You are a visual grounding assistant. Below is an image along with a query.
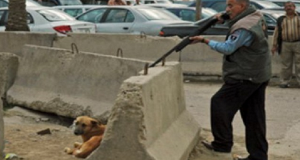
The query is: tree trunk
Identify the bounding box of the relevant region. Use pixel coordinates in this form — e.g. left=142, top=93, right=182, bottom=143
left=195, top=0, right=202, bottom=21
left=5, top=0, right=30, bottom=31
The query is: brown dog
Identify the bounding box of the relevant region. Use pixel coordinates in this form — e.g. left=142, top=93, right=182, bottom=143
left=64, top=116, right=106, bottom=158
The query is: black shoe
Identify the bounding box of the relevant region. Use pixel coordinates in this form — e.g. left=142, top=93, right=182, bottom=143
left=234, top=158, right=249, bottom=160
left=201, top=140, right=214, bottom=150
left=201, top=140, right=231, bottom=153
left=279, top=84, right=290, bottom=88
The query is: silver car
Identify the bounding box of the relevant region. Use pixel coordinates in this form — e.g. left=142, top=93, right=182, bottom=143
left=53, top=5, right=101, bottom=17
left=76, top=5, right=193, bottom=36
left=0, top=6, right=96, bottom=35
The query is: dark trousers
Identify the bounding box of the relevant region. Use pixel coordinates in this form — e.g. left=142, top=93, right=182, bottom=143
left=210, top=79, right=269, bottom=160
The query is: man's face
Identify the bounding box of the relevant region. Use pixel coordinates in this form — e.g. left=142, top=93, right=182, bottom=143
left=284, top=2, right=295, bottom=15
left=226, top=0, right=246, bottom=19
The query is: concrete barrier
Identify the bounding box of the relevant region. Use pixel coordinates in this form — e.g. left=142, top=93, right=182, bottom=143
left=6, top=45, right=149, bottom=118
left=53, top=33, right=181, bottom=62
left=87, top=62, right=200, bottom=160
left=53, top=33, right=281, bottom=77
left=0, top=32, right=282, bottom=78
left=0, top=32, right=56, bottom=57
left=0, top=52, right=19, bottom=160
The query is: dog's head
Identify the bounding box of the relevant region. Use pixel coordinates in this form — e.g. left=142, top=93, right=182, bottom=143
left=72, top=116, right=100, bottom=136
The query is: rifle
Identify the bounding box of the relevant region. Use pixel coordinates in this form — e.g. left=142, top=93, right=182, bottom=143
left=149, top=13, right=229, bottom=68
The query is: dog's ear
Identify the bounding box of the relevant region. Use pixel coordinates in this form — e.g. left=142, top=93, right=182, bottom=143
left=91, top=120, right=99, bottom=126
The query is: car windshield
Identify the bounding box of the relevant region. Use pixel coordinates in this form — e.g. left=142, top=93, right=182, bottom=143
left=37, top=9, right=75, bottom=21
left=137, top=8, right=180, bottom=20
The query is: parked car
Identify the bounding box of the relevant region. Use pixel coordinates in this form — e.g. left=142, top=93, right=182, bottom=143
left=159, top=10, right=278, bottom=38
left=0, top=0, right=41, bottom=7
left=75, top=6, right=193, bottom=36
left=0, top=6, right=96, bottom=35
left=262, top=0, right=300, bottom=8
left=189, top=0, right=280, bottom=12
left=145, top=3, right=187, bottom=8
left=166, top=7, right=217, bottom=22
left=145, top=4, right=217, bottom=21
left=141, top=0, right=172, bottom=4
left=53, top=5, right=101, bottom=17
left=172, top=0, right=194, bottom=6
left=34, top=0, right=82, bottom=6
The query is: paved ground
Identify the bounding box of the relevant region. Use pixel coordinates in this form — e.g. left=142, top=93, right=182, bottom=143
left=3, top=80, right=300, bottom=160
left=184, top=80, right=300, bottom=160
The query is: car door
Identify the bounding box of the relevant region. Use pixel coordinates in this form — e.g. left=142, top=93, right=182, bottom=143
left=76, top=8, right=107, bottom=24
left=98, top=8, right=135, bottom=34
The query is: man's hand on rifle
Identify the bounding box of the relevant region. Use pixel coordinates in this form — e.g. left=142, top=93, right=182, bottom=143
left=189, top=36, right=209, bottom=44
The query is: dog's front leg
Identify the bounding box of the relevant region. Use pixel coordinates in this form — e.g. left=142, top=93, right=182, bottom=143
left=64, top=147, right=75, bottom=154
left=74, top=142, right=82, bottom=148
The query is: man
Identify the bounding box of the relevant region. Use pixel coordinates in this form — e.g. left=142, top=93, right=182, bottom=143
left=189, top=0, right=271, bottom=160
left=271, top=1, right=300, bottom=88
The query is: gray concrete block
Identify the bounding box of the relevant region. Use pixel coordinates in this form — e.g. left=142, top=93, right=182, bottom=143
left=87, top=63, right=200, bottom=160
left=0, top=52, right=19, bottom=160
left=6, top=45, right=149, bottom=118
left=0, top=32, right=56, bottom=57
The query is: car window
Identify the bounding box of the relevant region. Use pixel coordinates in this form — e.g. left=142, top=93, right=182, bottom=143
left=250, top=1, right=279, bottom=9
left=0, top=0, right=8, bottom=7
left=77, top=8, right=107, bottom=23
left=125, top=11, right=134, bottom=22
left=105, top=9, right=125, bottom=22
left=64, top=8, right=83, bottom=17
left=104, top=9, right=131, bottom=23
left=179, top=10, right=195, bottom=21
left=0, top=11, right=33, bottom=26
left=210, top=2, right=226, bottom=12
left=137, top=8, right=180, bottom=20
left=37, top=0, right=82, bottom=6
left=37, top=0, right=58, bottom=6
left=144, top=0, right=156, bottom=4
left=27, top=13, right=34, bottom=24
left=37, top=9, right=75, bottom=21
left=59, top=0, right=82, bottom=5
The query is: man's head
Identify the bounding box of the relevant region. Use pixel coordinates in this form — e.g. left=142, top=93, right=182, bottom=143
left=226, top=0, right=249, bottom=19
left=284, top=1, right=296, bottom=15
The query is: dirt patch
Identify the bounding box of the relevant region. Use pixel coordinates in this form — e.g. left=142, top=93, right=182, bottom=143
left=3, top=108, right=79, bottom=160
left=3, top=101, right=299, bottom=160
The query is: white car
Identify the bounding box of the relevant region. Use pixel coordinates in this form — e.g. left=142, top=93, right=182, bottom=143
left=0, top=6, right=96, bottom=35
left=76, top=5, right=193, bottom=36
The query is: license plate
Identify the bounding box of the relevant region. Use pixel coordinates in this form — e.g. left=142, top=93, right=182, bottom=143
left=77, top=28, right=91, bottom=33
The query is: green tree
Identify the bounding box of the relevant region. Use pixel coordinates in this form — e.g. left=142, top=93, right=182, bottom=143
left=5, top=0, right=30, bottom=31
